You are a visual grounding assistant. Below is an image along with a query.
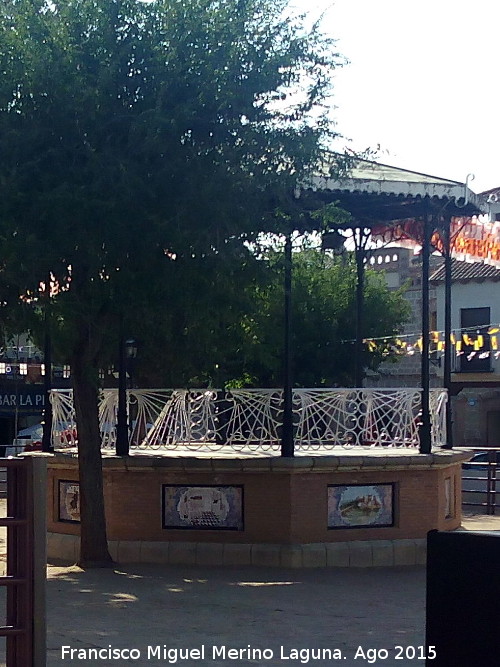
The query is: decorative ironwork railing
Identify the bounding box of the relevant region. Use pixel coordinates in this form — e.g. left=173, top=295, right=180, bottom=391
left=50, top=387, right=447, bottom=451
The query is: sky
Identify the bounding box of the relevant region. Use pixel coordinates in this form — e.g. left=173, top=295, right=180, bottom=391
left=299, top=0, right=499, bottom=193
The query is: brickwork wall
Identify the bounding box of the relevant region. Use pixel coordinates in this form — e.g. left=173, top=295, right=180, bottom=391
left=47, top=455, right=464, bottom=544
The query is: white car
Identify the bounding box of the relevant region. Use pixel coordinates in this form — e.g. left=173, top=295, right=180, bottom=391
left=5, top=423, right=44, bottom=457
left=5, top=421, right=77, bottom=456
left=4, top=419, right=153, bottom=456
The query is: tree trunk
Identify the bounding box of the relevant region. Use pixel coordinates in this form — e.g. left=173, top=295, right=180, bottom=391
left=72, top=352, right=113, bottom=568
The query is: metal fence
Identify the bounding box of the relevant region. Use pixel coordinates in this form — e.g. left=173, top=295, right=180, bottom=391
left=461, top=447, right=499, bottom=515
left=50, top=387, right=448, bottom=451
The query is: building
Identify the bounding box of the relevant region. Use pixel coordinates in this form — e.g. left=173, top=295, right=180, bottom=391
left=432, top=259, right=500, bottom=447
left=365, top=187, right=500, bottom=447
left=0, top=334, right=71, bottom=454
left=364, top=246, right=442, bottom=388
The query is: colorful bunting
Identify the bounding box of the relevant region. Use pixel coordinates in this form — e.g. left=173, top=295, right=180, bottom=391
left=360, top=325, right=500, bottom=360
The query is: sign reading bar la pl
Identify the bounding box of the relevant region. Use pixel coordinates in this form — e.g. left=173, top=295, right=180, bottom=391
left=0, top=388, right=45, bottom=414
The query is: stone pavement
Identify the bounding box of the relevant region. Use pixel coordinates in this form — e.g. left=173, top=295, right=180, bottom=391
left=0, top=511, right=499, bottom=666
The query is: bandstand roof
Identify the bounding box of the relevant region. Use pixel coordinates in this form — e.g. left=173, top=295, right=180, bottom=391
left=306, top=156, right=486, bottom=223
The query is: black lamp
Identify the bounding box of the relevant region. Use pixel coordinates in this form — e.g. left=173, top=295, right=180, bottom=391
left=321, top=229, right=346, bottom=255
left=125, top=339, right=138, bottom=360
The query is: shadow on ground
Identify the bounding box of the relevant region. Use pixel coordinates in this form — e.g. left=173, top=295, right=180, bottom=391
left=44, top=563, right=426, bottom=666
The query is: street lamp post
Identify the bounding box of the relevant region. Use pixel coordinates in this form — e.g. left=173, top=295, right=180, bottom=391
left=124, top=339, right=138, bottom=387
left=281, top=232, right=294, bottom=457
left=42, top=275, right=53, bottom=453
left=41, top=322, right=53, bottom=452
left=115, top=336, right=138, bottom=457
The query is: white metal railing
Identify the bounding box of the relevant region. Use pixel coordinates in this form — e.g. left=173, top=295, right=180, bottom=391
left=50, top=387, right=447, bottom=451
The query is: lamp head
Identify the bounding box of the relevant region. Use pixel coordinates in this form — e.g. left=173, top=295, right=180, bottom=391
left=125, top=338, right=138, bottom=359
left=321, top=230, right=346, bottom=255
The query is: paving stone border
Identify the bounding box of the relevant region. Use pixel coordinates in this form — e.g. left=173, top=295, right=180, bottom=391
left=47, top=533, right=426, bottom=568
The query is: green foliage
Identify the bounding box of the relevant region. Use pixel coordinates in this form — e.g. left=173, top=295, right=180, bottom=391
left=0, top=0, right=344, bottom=370
left=219, top=246, right=410, bottom=388
left=139, top=244, right=410, bottom=389
left=0, top=0, right=347, bottom=564
left=0, top=1, right=407, bottom=391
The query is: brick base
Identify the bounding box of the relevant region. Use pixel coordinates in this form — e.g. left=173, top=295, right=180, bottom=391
left=46, top=449, right=470, bottom=554
left=47, top=533, right=427, bottom=568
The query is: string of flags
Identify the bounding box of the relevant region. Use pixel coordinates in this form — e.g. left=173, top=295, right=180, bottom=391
left=360, top=325, right=500, bottom=360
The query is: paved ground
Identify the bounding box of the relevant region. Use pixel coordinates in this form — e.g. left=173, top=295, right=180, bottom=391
left=44, top=563, right=426, bottom=667
left=0, top=510, right=499, bottom=666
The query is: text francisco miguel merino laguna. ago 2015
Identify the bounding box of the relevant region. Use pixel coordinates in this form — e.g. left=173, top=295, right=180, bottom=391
left=61, top=644, right=437, bottom=663
left=61, top=644, right=348, bottom=663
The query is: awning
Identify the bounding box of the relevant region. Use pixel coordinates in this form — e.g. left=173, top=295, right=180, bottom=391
left=305, top=156, right=486, bottom=222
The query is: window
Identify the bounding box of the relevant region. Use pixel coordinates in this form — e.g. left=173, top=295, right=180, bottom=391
left=460, top=307, right=491, bottom=372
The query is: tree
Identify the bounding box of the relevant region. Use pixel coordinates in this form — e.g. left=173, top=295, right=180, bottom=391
left=129, top=241, right=410, bottom=389
left=0, top=0, right=344, bottom=564
left=217, top=245, right=410, bottom=387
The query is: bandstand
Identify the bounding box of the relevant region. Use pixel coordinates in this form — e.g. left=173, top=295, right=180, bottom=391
left=45, top=159, right=485, bottom=567
left=47, top=387, right=469, bottom=567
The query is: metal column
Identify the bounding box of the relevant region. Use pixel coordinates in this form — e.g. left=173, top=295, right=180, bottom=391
left=442, top=215, right=453, bottom=448
left=281, top=232, right=294, bottom=457
left=420, top=214, right=433, bottom=454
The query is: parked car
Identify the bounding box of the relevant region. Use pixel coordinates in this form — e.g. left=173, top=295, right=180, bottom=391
left=5, top=421, right=77, bottom=456
left=462, top=451, right=500, bottom=469
left=462, top=451, right=500, bottom=505
left=5, top=418, right=154, bottom=456
left=4, top=423, right=44, bottom=457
